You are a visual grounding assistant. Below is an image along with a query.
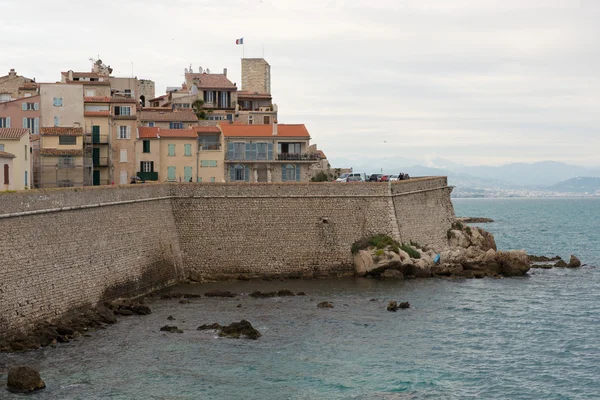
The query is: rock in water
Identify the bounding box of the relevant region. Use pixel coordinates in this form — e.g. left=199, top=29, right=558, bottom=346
left=7, top=366, right=46, bottom=393
left=197, top=323, right=221, bottom=331
left=554, top=260, right=568, bottom=268
left=204, top=290, right=237, bottom=298
left=496, top=250, right=530, bottom=276
left=398, top=302, right=410, bottom=309
left=568, top=255, right=581, bottom=268
left=317, top=301, right=334, bottom=308
left=159, top=325, right=183, bottom=333
left=381, top=269, right=404, bottom=280
left=218, top=320, right=261, bottom=340
left=387, top=301, right=398, bottom=312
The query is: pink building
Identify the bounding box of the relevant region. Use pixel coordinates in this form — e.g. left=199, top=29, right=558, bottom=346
left=0, top=94, right=41, bottom=134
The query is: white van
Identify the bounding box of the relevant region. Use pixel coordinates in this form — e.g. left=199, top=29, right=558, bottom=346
left=336, top=173, right=367, bottom=182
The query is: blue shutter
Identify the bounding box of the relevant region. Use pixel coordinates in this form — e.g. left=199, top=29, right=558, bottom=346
left=245, top=143, right=251, bottom=160
left=229, top=166, right=235, bottom=181
left=169, top=122, right=174, bottom=129
left=34, top=103, right=39, bottom=111
left=282, top=165, right=286, bottom=181
left=244, top=165, right=250, bottom=182
left=54, top=116, right=59, bottom=127
left=6, top=117, right=10, bottom=128
left=251, top=143, right=257, bottom=160
left=22, top=103, right=27, bottom=111
left=296, top=164, right=301, bottom=181
left=22, top=117, right=27, bottom=128
left=227, top=142, right=234, bottom=160
left=34, top=118, right=39, bottom=134
left=267, top=143, right=273, bottom=160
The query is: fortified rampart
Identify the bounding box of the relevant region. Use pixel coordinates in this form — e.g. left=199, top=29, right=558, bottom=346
left=0, top=177, right=454, bottom=337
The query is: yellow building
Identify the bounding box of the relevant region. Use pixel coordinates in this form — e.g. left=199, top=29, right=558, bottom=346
left=38, top=127, right=86, bottom=187
left=159, top=129, right=199, bottom=183
left=136, top=127, right=160, bottom=182
left=110, top=98, right=138, bottom=185
left=0, top=128, right=30, bottom=190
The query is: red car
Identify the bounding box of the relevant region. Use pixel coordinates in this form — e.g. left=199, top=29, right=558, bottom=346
left=380, top=175, right=390, bottom=182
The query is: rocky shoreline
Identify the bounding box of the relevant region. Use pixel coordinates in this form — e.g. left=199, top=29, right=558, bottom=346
left=456, top=217, right=495, bottom=223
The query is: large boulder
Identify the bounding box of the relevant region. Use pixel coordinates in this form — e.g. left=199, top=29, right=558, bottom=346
left=413, top=259, right=432, bottom=278
left=353, top=249, right=402, bottom=277
left=218, top=320, right=261, bottom=340
left=353, top=250, right=374, bottom=277
left=7, top=366, right=46, bottom=393
left=380, top=269, right=404, bottom=280
left=568, top=255, right=581, bottom=268
left=495, top=250, right=530, bottom=276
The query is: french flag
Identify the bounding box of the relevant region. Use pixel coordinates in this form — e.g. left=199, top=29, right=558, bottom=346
left=236, top=38, right=244, bottom=45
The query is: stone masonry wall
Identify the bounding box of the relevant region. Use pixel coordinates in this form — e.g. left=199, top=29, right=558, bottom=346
left=0, top=177, right=454, bottom=337
left=241, top=58, right=271, bottom=94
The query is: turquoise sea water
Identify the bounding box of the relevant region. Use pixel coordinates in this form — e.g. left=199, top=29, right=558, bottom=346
left=1, top=198, right=599, bottom=399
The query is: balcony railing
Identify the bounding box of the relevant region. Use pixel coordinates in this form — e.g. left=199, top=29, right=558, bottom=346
left=277, top=153, right=320, bottom=161
left=199, top=143, right=221, bottom=151
left=137, top=172, right=159, bottom=181
left=93, top=157, right=109, bottom=167
left=84, top=134, right=109, bottom=144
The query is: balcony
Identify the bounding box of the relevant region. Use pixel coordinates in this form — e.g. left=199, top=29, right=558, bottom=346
left=277, top=153, right=320, bottom=161
left=93, top=157, right=109, bottom=167
left=137, top=172, right=159, bottom=181
left=84, top=134, right=109, bottom=144
left=199, top=143, right=222, bottom=151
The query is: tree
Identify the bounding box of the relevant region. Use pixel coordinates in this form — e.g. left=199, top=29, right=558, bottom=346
left=192, top=99, right=212, bottom=120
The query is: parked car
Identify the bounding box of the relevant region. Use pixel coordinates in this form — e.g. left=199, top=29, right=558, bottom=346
left=338, top=173, right=367, bottom=182
left=389, top=175, right=399, bottom=181
left=346, top=176, right=363, bottom=182
left=380, top=175, right=390, bottom=182
left=336, top=173, right=351, bottom=182
left=368, top=174, right=382, bottom=182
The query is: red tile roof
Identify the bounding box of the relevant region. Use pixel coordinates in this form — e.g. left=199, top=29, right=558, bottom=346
left=237, top=91, right=272, bottom=99
left=40, top=127, right=83, bottom=136
left=220, top=123, right=310, bottom=138
left=0, top=150, right=15, bottom=158
left=158, top=129, right=199, bottom=138
left=139, top=109, right=198, bottom=122
left=138, top=127, right=160, bottom=139
left=40, top=148, right=83, bottom=156
left=149, top=94, right=168, bottom=102
left=186, top=73, right=236, bottom=89
left=84, top=96, right=111, bottom=103
left=0, top=128, right=29, bottom=139
left=111, top=97, right=137, bottom=103
left=84, top=111, right=110, bottom=117
left=195, top=126, right=220, bottom=133
left=316, top=150, right=327, bottom=159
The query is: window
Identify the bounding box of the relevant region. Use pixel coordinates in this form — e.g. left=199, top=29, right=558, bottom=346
left=59, top=136, right=76, bottom=145
left=53, top=97, right=63, bottom=107
left=120, top=170, right=127, bottom=184
left=59, top=156, right=74, bottom=168
left=0, top=94, right=10, bottom=102
left=201, top=160, right=218, bottom=167
left=118, top=126, right=131, bottom=139
left=3, top=164, right=8, bottom=184
left=120, top=149, right=127, bottom=163
left=248, top=115, right=253, bottom=125
left=143, top=140, right=151, bottom=153
left=204, top=91, right=214, bottom=103
left=234, top=164, right=245, bottom=181
left=282, top=164, right=295, bottom=181
left=184, top=144, right=192, bottom=156
left=24, top=117, right=39, bottom=133
left=199, top=134, right=220, bottom=150
left=148, top=122, right=155, bottom=127
left=184, top=166, right=192, bottom=182
left=279, top=142, right=302, bottom=154
left=263, top=116, right=271, bottom=125
left=24, top=145, right=27, bottom=160
left=207, top=115, right=225, bottom=121
left=0, top=144, right=4, bottom=151
left=0, top=117, right=9, bottom=128
left=232, top=142, right=245, bottom=159
left=53, top=116, right=60, bottom=127
left=168, top=144, right=175, bottom=156
left=114, top=106, right=131, bottom=116
left=22, top=102, right=38, bottom=111
left=169, top=122, right=183, bottom=129
left=256, top=143, right=267, bottom=160
left=210, top=177, right=215, bottom=183
left=141, top=161, right=154, bottom=172
left=124, top=89, right=132, bottom=97
left=167, top=166, right=176, bottom=181
left=86, top=90, right=95, bottom=97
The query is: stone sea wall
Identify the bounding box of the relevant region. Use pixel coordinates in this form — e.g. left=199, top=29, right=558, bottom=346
left=0, top=177, right=453, bottom=337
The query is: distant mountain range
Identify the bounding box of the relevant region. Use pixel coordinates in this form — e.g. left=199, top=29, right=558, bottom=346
left=343, top=159, right=600, bottom=197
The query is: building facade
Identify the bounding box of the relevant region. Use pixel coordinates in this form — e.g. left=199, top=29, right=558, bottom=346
left=0, top=69, right=36, bottom=102
left=0, top=128, right=30, bottom=190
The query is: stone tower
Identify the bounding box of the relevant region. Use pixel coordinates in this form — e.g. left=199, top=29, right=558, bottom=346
left=241, top=58, right=271, bottom=94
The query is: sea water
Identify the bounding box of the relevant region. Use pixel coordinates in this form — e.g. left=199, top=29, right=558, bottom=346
left=1, top=198, right=598, bottom=399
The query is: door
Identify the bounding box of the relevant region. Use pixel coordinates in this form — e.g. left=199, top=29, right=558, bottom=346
left=93, top=170, right=100, bottom=186
left=184, top=166, right=192, bottom=182
left=92, top=148, right=100, bottom=165
left=257, top=164, right=268, bottom=182
left=92, top=125, right=100, bottom=143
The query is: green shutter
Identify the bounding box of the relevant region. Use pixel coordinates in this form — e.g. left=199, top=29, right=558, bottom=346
left=168, top=144, right=175, bottom=156
left=282, top=165, right=286, bottom=181
left=245, top=143, right=251, bottom=160
left=184, top=166, right=192, bottom=181
left=229, top=166, right=236, bottom=181
left=34, top=103, right=39, bottom=111
left=244, top=165, right=250, bottom=182
left=167, top=166, right=176, bottom=181
left=6, top=117, right=10, bottom=128
left=296, top=164, right=301, bottom=181
left=34, top=118, right=39, bottom=134
left=267, top=143, right=273, bottom=160
left=251, top=143, right=257, bottom=160
left=22, top=103, right=27, bottom=111
left=92, top=125, right=100, bottom=135
left=184, top=144, right=191, bottom=156
left=23, top=117, right=27, bottom=128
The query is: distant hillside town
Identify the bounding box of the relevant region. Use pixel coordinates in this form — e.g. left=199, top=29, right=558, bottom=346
left=0, top=58, right=332, bottom=190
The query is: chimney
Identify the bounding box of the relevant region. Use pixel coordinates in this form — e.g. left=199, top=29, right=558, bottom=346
left=68, top=70, right=73, bottom=81
left=223, top=68, right=227, bottom=77
left=272, top=120, right=278, bottom=136
left=8, top=69, right=16, bottom=77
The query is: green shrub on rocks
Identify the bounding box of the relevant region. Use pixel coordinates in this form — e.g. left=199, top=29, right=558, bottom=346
left=351, top=234, right=400, bottom=254
left=400, top=244, right=421, bottom=259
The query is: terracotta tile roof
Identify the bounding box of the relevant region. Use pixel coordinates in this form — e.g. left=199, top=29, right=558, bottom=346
left=195, top=126, right=220, bottom=133
left=113, top=115, right=137, bottom=120
left=40, top=148, right=83, bottom=156
left=84, top=96, right=111, bottom=103
left=0, top=95, right=40, bottom=105
left=138, top=127, right=160, bottom=139
left=0, top=128, right=29, bottom=139
left=0, top=150, right=15, bottom=158
left=186, top=73, right=236, bottom=89
left=139, top=109, right=198, bottom=122
left=149, top=94, right=168, bottom=102
left=316, top=150, right=327, bottom=159
left=111, top=97, right=137, bottom=103
left=237, top=91, right=272, bottom=99
left=158, top=129, right=199, bottom=138
left=40, top=127, right=84, bottom=136
left=220, top=123, right=310, bottom=138
left=84, top=111, right=110, bottom=117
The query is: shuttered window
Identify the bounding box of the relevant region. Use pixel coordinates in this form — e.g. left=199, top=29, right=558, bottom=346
left=184, top=144, right=192, bottom=156
left=143, top=140, right=151, bottom=153
left=120, top=149, right=127, bottom=163
left=168, top=144, right=175, bottom=156
left=184, top=166, right=192, bottom=182
left=167, top=166, right=176, bottom=181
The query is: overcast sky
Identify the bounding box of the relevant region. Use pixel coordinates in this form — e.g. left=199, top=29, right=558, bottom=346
left=2, top=0, right=599, bottom=169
